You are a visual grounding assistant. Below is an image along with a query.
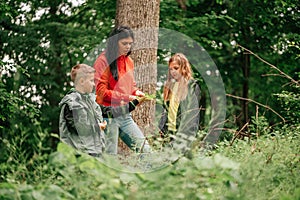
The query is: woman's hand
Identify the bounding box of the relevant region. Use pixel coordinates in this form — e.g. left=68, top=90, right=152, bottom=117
left=128, top=95, right=137, bottom=101
left=135, top=90, right=145, bottom=97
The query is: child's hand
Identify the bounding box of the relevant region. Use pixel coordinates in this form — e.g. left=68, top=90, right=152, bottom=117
left=99, top=120, right=107, bottom=130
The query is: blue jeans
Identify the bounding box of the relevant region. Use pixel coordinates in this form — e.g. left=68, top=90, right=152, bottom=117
left=104, top=114, right=151, bottom=154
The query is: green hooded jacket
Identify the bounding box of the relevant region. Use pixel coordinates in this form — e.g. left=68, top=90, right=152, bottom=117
left=59, top=89, right=105, bottom=155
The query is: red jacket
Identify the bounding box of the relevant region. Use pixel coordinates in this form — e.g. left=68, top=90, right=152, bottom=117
left=94, top=52, right=138, bottom=107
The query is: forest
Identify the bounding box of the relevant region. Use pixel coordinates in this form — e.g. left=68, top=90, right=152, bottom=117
left=0, top=0, right=299, bottom=199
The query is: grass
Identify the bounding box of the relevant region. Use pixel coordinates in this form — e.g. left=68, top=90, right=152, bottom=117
left=0, top=125, right=299, bottom=200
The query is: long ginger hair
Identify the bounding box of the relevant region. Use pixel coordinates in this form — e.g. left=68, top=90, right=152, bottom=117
left=163, top=53, right=193, bottom=102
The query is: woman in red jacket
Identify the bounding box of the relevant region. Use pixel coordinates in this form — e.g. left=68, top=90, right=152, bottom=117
left=94, top=25, right=151, bottom=154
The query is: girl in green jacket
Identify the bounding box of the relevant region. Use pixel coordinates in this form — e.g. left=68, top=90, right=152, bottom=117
left=158, top=53, right=201, bottom=152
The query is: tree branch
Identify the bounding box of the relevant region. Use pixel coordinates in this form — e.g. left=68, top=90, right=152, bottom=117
left=226, top=93, right=285, bottom=122
left=230, top=122, right=249, bottom=146
left=237, top=44, right=300, bottom=87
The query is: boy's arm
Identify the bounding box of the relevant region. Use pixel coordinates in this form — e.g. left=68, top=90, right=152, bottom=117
left=63, top=104, right=78, bottom=135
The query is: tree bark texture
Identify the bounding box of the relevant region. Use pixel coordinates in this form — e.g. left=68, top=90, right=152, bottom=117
left=116, top=0, right=160, bottom=132
left=115, top=0, right=160, bottom=153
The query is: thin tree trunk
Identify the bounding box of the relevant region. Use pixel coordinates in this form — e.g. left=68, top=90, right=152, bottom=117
left=242, top=52, right=250, bottom=125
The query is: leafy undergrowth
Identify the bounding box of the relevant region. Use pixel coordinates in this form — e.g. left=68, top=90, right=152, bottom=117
left=0, top=126, right=299, bottom=200
left=211, top=125, right=300, bottom=200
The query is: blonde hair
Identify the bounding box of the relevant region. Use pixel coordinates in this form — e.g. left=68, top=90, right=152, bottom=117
left=70, top=64, right=95, bottom=85
left=163, top=53, right=193, bottom=101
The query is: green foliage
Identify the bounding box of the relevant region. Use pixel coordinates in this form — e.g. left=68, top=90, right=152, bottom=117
left=214, top=127, right=300, bottom=200
left=274, top=84, right=300, bottom=124
left=0, top=61, right=51, bottom=183
left=1, top=0, right=299, bottom=148
left=161, top=0, right=300, bottom=127
left=0, top=183, right=74, bottom=200
left=1, top=1, right=299, bottom=199
left=1, top=132, right=299, bottom=200
left=0, top=122, right=51, bottom=184
left=0, top=0, right=115, bottom=136
left=1, top=143, right=243, bottom=199
left=249, top=115, right=271, bottom=137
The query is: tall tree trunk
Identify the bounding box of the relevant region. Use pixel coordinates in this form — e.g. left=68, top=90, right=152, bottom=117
left=116, top=0, right=160, bottom=132
left=239, top=4, right=251, bottom=128
left=115, top=0, right=160, bottom=153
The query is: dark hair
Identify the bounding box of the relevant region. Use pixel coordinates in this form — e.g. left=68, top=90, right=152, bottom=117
left=106, top=25, right=134, bottom=80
